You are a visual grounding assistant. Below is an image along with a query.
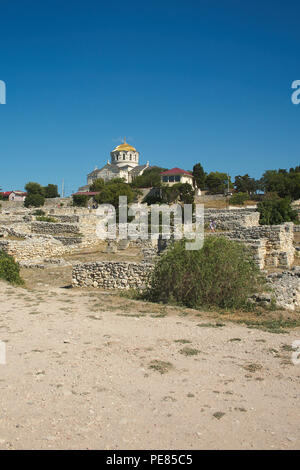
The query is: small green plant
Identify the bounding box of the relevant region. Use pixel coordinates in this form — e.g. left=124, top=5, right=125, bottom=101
left=243, top=363, right=262, bottom=373
left=0, top=251, right=24, bottom=285
left=197, top=322, right=225, bottom=328
left=213, top=411, right=226, bottom=420
left=32, top=209, right=45, bottom=216
left=36, top=216, right=58, bottom=223
left=179, top=346, right=200, bottom=356
left=148, top=360, right=173, bottom=374
left=281, top=344, right=294, bottom=352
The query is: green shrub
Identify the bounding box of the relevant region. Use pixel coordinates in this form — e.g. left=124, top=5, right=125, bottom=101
left=36, top=216, right=58, bottom=223
left=72, top=194, right=89, bottom=207
left=257, top=196, right=298, bottom=225
left=94, top=181, right=135, bottom=208
left=0, top=251, right=24, bottom=285
left=229, top=192, right=249, bottom=205
left=24, top=193, right=45, bottom=208
left=32, top=209, right=45, bottom=216
left=143, top=237, right=264, bottom=309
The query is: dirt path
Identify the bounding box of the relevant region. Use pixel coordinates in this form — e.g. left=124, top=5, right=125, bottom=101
left=0, top=281, right=299, bottom=449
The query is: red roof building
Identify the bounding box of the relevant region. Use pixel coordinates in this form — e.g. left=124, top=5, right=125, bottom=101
left=161, top=167, right=194, bottom=186
left=161, top=167, right=193, bottom=176
left=0, top=191, right=27, bottom=201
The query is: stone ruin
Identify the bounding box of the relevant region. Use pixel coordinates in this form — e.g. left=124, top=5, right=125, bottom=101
left=0, top=204, right=299, bottom=309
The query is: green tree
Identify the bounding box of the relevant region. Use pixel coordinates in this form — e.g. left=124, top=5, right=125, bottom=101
left=43, top=184, right=60, bottom=198
left=206, top=172, right=232, bottom=194
left=25, top=182, right=45, bottom=196
left=234, top=174, right=257, bottom=195
left=229, top=192, right=249, bottom=205
left=192, top=163, right=206, bottom=189
left=89, top=178, right=105, bottom=191
left=72, top=194, right=89, bottom=207
left=143, top=183, right=194, bottom=205
left=172, top=183, right=195, bottom=204
left=260, top=168, right=300, bottom=200
left=94, top=181, right=135, bottom=208
left=257, top=196, right=298, bottom=225
left=24, top=193, right=45, bottom=208
left=131, top=167, right=166, bottom=188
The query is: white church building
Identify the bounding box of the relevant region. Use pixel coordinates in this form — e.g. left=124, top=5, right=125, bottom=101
left=78, top=139, right=149, bottom=191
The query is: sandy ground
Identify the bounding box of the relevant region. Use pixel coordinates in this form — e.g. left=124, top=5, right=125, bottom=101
left=0, top=278, right=299, bottom=450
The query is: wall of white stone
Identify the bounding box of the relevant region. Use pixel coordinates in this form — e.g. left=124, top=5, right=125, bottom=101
left=72, top=261, right=153, bottom=289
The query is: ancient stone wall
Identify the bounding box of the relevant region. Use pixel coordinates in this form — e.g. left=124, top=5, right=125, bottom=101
left=251, top=267, right=300, bottom=311
left=31, top=221, right=80, bottom=235
left=204, top=208, right=259, bottom=230
left=0, top=236, right=70, bottom=262
left=222, top=223, right=295, bottom=269
left=72, top=261, right=153, bottom=289
left=267, top=267, right=300, bottom=311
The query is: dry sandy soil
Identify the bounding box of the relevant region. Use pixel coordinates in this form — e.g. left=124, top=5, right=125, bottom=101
left=0, top=269, right=300, bottom=450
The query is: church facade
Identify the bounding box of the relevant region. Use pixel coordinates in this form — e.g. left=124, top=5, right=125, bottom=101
left=78, top=139, right=149, bottom=192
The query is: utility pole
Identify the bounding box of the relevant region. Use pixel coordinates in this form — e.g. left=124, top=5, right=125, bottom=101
left=227, top=173, right=230, bottom=210
left=61, top=179, right=64, bottom=198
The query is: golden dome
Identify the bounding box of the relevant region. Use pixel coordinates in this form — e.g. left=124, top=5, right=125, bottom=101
left=112, top=137, right=136, bottom=152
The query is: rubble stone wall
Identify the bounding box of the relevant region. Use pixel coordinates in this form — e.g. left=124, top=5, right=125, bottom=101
left=72, top=261, right=153, bottom=289
left=31, top=221, right=80, bottom=235
left=204, top=209, right=260, bottom=230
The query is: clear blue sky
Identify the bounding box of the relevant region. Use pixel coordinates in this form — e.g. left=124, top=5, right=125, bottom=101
left=0, top=0, right=299, bottom=194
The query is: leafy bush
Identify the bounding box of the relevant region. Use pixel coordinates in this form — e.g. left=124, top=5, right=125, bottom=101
left=32, top=209, right=45, bottom=216
left=0, top=251, right=24, bottom=285
left=24, top=193, right=45, bottom=208
left=260, top=167, right=300, bottom=200
left=43, top=184, right=59, bottom=198
left=143, top=237, right=263, bottom=309
left=131, top=167, right=166, bottom=188
left=229, top=192, right=249, bottom=205
left=143, top=183, right=194, bottom=205
left=206, top=172, right=233, bottom=194
left=72, top=194, right=89, bottom=207
left=257, top=196, right=298, bottom=225
left=89, top=178, right=105, bottom=191
left=25, top=182, right=44, bottom=195
left=94, top=181, right=136, bottom=208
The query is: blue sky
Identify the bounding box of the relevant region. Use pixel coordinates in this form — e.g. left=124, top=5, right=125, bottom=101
left=0, top=0, right=299, bottom=194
